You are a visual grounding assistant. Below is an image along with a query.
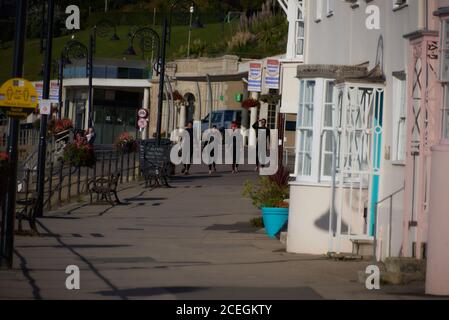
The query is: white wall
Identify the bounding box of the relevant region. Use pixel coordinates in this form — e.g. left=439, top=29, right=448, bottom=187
left=285, top=0, right=424, bottom=256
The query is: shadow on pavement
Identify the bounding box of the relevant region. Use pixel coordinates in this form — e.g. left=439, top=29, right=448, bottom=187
left=205, top=222, right=258, bottom=234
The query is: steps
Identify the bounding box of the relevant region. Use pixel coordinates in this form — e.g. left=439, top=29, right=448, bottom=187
left=358, top=257, right=426, bottom=285
left=351, top=239, right=374, bottom=257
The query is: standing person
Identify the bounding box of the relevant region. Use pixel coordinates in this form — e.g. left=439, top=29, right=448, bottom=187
left=230, top=121, right=240, bottom=174
left=86, top=127, right=96, bottom=145
left=205, top=125, right=219, bottom=175
left=181, top=121, right=194, bottom=176
left=252, top=118, right=270, bottom=171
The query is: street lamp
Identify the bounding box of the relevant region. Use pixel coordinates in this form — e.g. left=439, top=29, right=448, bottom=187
left=35, top=20, right=117, bottom=218
left=58, top=40, right=88, bottom=119
left=186, top=6, right=204, bottom=58
left=123, top=0, right=202, bottom=145
left=86, top=20, right=120, bottom=128
left=124, top=27, right=160, bottom=62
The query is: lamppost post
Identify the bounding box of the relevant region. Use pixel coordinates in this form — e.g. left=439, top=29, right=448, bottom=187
left=88, top=28, right=95, bottom=128
left=187, top=6, right=194, bottom=57
left=58, top=51, right=64, bottom=119
left=156, top=19, right=168, bottom=145
left=35, top=0, right=55, bottom=219
left=0, top=0, right=28, bottom=269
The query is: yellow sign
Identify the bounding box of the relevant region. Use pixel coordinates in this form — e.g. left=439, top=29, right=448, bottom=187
left=0, top=78, right=39, bottom=118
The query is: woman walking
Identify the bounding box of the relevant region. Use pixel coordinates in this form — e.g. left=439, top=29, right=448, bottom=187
left=230, top=121, right=240, bottom=174
left=205, top=126, right=218, bottom=175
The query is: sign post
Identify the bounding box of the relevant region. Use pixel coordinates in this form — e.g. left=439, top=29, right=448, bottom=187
left=0, top=0, right=30, bottom=270
left=35, top=0, right=55, bottom=219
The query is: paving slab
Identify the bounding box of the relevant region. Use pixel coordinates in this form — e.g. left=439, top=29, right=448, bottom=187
left=0, top=166, right=441, bottom=300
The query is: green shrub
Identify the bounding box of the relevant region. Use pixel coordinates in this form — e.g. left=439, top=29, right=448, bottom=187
left=243, top=166, right=290, bottom=209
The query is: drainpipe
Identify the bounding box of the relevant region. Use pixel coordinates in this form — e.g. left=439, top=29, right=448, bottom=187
left=329, top=130, right=338, bottom=254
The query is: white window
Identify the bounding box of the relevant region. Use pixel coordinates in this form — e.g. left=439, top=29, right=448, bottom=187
left=296, top=80, right=315, bottom=177
left=316, top=0, right=323, bottom=21
left=440, top=19, right=449, bottom=82
left=392, top=75, right=407, bottom=162
left=326, top=0, right=334, bottom=16
left=295, top=7, right=305, bottom=57
left=443, top=85, right=449, bottom=140
left=295, top=78, right=335, bottom=182
left=321, top=81, right=335, bottom=178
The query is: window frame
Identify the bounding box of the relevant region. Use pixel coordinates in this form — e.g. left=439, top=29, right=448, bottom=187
left=295, top=6, right=305, bottom=58
left=392, top=75, right=407, bottom=163
left=443, top=84, right=449, bottom=141
left=294, top=78, right=336, bottom=183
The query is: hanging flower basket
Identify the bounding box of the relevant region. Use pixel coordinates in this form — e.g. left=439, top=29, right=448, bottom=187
left=172, top=90, right=185, bottom=103
left=242, top=98, right=261, bottom=109
left=63, top=141, right=96, bottom=168
left=115, top=132, right=139, bottom=154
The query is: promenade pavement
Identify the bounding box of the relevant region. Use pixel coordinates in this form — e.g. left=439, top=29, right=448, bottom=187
left=0, top=165, right=433, bottom=300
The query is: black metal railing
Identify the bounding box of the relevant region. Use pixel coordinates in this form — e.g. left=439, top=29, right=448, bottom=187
left=17, top=148, right=141, bottom=212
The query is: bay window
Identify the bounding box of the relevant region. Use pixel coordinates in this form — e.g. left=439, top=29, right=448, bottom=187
left=295, top=78, right=336, bottom=182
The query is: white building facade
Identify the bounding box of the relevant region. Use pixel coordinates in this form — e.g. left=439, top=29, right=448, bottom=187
left=280, top=0, right=440, bottom=259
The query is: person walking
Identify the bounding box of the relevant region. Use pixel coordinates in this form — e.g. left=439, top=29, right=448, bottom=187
left=230, top=121, right=240, bottom=174
left=181, top=121, right=194, bottom=176
left=252, top=118, right=270, bottom=171
left=86, top=127, right=96, bottom=145
left=205, top=125, right=219, bottom=175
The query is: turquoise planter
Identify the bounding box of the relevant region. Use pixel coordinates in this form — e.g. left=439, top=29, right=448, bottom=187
left=262, top=207, right=289, bottom=239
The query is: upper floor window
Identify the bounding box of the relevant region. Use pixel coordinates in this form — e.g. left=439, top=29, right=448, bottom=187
left=295, top=6, right=305, bottom=57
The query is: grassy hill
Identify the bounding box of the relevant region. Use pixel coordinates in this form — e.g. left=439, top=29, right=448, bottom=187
left=0, top=22, right=240, bottom=83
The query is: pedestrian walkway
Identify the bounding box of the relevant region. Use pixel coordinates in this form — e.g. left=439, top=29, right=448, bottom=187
left=0, top=166, right=434, bottom=300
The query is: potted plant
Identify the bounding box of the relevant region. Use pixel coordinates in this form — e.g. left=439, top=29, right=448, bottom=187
left=243, top=166, right=290, bottom=238
left=63, top=140, right=96, bottom=168
left=115, top=132, right=138, bottom=154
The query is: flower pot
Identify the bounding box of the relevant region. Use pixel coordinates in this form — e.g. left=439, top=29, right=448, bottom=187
left=262, top=207, right=289, bottom=239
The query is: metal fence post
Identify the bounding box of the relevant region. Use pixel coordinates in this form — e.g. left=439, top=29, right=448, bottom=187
left=76, top=166, right=81, bottom=196
left=57, top=161, right=63, bottom=206
left=47, top=160, right=54, bottom=210
left=67, top=163, right=72, bottom=201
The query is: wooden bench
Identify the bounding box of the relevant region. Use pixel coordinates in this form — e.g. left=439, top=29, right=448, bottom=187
left=142, top=159, right=172, bottom=189
left=15, top=197, right=39, bottom=236
left=88, top=173, right=122, bottom=206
